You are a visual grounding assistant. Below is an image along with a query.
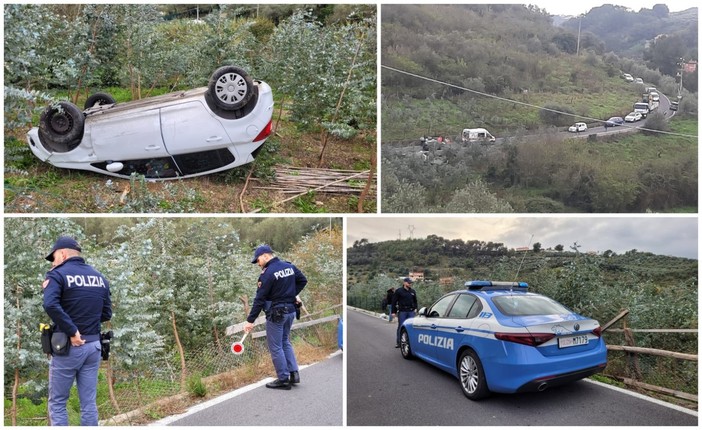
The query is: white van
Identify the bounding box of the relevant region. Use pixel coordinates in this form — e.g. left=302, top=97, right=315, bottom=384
left=462, top=128, right=496, bottom=143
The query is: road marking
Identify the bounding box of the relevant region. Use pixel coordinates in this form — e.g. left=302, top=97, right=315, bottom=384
left=150, top=350, right=342, bottom=426
left=352, top=307, right=697, bottom=417
left=584, top=379, right=697, bottom=417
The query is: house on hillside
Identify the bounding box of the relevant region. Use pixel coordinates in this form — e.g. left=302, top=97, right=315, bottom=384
left=408, top=271, right=424, bottom=282
left=439, top=277, right=454, bottom=286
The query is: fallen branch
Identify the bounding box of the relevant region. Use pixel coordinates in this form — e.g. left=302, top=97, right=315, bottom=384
left=239, top=163, right=256, bottom=212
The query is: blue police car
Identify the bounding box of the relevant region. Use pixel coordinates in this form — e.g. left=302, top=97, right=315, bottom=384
left=399, top=281, right=607, bottom=400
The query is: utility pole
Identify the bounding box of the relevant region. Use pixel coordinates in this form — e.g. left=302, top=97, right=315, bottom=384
left=676, top=57, right=684, bottom=102
left=576, top=15, right=582, bottom=56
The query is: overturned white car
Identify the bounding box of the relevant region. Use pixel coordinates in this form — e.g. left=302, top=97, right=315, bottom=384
left=27, top=66, right=273, bottom=180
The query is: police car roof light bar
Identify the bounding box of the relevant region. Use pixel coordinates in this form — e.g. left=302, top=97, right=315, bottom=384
left=465, top=280, right=528, bottom=290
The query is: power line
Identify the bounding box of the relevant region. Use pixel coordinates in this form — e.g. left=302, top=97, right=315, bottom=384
left=381, top=64, right=697, bottom=139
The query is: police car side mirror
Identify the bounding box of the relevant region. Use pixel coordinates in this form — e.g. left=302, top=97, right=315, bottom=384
left=418, top=307, right=427, bottom=317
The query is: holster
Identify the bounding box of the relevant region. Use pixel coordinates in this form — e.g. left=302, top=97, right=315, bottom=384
left=100, top=331, right=113, bottom=361
left=41, top=325, right=53, bottom=354
left=295, top=302, right=302, bottom=320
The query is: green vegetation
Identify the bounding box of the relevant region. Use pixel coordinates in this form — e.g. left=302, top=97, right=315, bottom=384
left=4, top=218, right=343, bottom=425
left=381, top=4, right=697, bottom=213
left=4, top=4, right=377, bottom=213
left=348, top=236, right=698, bottom=397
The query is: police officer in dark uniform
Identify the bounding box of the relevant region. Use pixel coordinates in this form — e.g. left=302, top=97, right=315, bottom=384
left=42, top=236, right=112, bottom=426
left=392, top=277, right=418, bottom=348
left=244, top=245, right=307, bottom=390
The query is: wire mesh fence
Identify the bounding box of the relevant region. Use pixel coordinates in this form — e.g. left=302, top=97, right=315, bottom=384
left=4, top=317, right=341, bottom=426
left=601, top=330, right=698, bottom=404
left=348, top=295, right=698, bottom=407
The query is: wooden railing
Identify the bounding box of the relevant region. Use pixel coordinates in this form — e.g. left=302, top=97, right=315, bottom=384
left=601, top=309, right=698, bottom=402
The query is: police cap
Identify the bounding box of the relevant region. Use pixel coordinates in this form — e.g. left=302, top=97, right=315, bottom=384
left=46, top=236, right=82, bottom=262
left=251, top=244, right=273, bottom=263
left=403, top=277, right=413, bottom=284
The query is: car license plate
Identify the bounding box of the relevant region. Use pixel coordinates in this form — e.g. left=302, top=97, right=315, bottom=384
left=558, top=335, right=588, bottom=349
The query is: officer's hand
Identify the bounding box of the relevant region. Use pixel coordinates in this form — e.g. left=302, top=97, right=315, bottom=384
left=71, top=330, right=86, bottom=347
left=391, top=313, right=396, bottom=318
left=243, top=322, right=254, bottom=333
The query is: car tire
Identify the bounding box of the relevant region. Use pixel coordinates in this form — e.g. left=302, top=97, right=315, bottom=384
left=208, top=65, right=254, bottom=111
left=38, top=101, right=85, bottom=152
left=400, top=329, right=414, bottom=360
left=458, top=349, right=490, bottom=400
left=84, top=92, right=116, bottom=109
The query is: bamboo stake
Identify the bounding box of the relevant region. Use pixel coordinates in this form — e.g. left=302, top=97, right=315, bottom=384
left=250, top=170, right=370, bottom=213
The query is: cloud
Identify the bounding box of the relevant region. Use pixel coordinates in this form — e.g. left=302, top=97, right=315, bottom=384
left=347, top=217, right=697, bottom=259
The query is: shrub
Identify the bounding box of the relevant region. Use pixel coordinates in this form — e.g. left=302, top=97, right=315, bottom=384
left=187, top=374, right=207, bottom=398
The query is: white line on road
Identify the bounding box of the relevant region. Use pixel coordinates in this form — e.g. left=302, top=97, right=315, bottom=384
left=584, top=379, right=698, bottom=417
left=151, top=350, right=342, bottom=426
left=351, top=307, right=697, bottom=417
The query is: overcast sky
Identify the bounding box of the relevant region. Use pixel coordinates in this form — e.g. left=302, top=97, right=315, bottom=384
left=531, top=0, right=698, bottom=17
left=347, top=217, right=698, bottom=259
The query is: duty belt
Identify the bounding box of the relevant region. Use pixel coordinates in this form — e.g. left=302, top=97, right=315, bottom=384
left=399, top=307, right=414, bottom=312
left=82, top=334, right=101, bottom=342
left=272, top=303, right=296, bottom=313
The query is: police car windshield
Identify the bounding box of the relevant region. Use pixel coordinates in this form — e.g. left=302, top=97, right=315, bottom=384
left=492, top=295, right=571, bottom=316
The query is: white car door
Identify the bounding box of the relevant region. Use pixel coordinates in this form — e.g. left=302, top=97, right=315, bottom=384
left=89, top=108, right=168, bottom=160
left=160, top=100, right=230, bottom=156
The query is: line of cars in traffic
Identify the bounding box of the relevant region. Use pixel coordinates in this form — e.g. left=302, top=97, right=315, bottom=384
left=568, top=78, right=662, bottom=133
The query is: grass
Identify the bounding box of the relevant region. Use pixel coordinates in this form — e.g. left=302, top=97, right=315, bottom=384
left=5, top=91, right=376, bottom=213
left=5, top=323, right=341, bottom=426
left=382, top=58, right=656, bottom=143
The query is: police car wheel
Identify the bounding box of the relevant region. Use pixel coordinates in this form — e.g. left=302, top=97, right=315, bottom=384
left=458, top=349, right=490, bottom=400
left=400, top=329, right=414, bottom=359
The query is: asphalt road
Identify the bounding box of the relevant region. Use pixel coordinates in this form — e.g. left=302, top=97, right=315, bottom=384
left=347, top=309, right=697, bottom=426
left=159, top=352, right=342, bottom=426
left=387, top=89, right=675, bottom=151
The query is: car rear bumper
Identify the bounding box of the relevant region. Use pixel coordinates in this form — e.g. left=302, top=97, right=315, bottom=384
left=515, top=363, right=606, bottom=392
left=481, top=338, right=608, bottom=393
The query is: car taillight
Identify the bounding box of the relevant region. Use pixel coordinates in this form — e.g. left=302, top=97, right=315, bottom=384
left=494, top=332, right=555, bottom=347
left=253, top=120, right=272, bottom=142
left=592, top=327, right=602, bottom=337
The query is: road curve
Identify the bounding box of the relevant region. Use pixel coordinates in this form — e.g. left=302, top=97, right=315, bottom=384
left=347, top=309, right=697, bottom=426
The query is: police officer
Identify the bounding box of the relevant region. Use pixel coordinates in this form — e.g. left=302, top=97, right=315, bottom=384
left=392, top=278, right=418, bottom=348
left=244, top=245, right=307, bottom=390
left=42, top=236, right=112, bottom=426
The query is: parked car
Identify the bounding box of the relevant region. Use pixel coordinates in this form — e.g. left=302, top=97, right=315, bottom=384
left=624, top=112, right=642, bottom=122
left=604, top=117, right=624, bottom=127
left=338, top=316, right=344, bottom=351
left=27, top=65, right=273, bottom=180
left=462, top=128, right=496, bottom=143
left=622, top=73, right=634, bottom=82
left=670, top=101, right=679, bottom=111
left=398, top=281, right=607, bottom=400
left=634, top=77, right=644, bottom=84
left=568, top=122, right=587, bottom=133
left=649, top=92, right=660, bottom=102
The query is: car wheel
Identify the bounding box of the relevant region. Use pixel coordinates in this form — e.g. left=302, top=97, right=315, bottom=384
left=38, top=101, right=85, bottom=152
left=208, top=65, right=254, bottom=111
left=84, top=92, right=116, bottom=109
left=458, top=349, right=490, bottom=400
left=400, top=329, right=414, bottom=360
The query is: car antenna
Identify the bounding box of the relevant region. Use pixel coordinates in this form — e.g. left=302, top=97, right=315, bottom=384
left=512, top=234, right=534, bottom=291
